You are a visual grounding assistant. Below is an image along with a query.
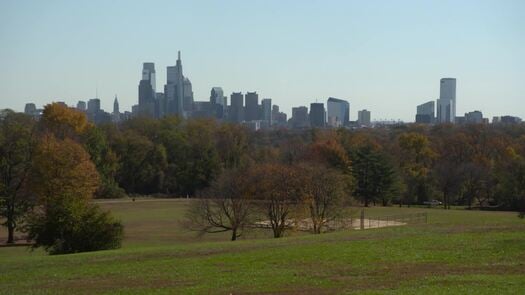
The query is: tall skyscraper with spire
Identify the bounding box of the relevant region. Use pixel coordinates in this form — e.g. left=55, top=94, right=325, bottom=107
left=112, top=95, right=120, bottom=122
left=113, top=95, right=119, bottom=114
left=164, top=51, right=187, bottom=118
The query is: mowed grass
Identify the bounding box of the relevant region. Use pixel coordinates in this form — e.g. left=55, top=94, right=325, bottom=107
left=1, top=199, right=524, bottom=294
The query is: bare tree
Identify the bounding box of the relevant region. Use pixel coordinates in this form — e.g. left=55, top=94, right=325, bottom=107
left=186, top=169, right=252, bottom=241
left=251, top=164, right=301, bottom=238
left=301, top=165, right=351, bottom=234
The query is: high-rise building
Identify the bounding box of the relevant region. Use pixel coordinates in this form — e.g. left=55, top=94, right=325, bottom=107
left=437, top=78, right=456, bottom=123
left=229, top=92, right=244, bottom=123
left=24, top=103, right=37, bottom=115
left=155, top=92, right=166, bottom=118
left=138, top=79, right=155, bottom=117
left=183, top=78, right=194, bottom=112
left=210, top=87, right=226, bottom=119
left=416, top=101, right=435, bottom=123
left=138, top=62, right=156, bottom=117
left=164, top=51, right=187, bottom=117
left=245, top=92, right=259, bottom=121
left=272, top=105, right=287, bottom=127
left=310, top=103, right=326, bottom=128
left=326, top=97, right=349, bottom=127
left=87, top=98, right=101, bottom=114
left=358, top=109, right=371, bottom=126
left=261, top=98, right=272, bottom=127
left=112, top=95, right=120, bottom=122
left=210, top=87, right=224, bottom=105
left=76, top=101, right=86, bottom=111
left=113, top=95, right=119, bottom=114
left=291, top=106, right=309, bottom=128
left=465, top=111, right=483, bottom=124
left=142, top=62, right=156, bottom=94
left=437, top=99, right=454, bottom=123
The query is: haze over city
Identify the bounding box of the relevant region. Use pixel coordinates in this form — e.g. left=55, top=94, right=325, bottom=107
left=1, top=0, right=524, bottom=121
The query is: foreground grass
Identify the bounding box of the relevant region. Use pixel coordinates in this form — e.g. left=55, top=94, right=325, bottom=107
left=1, top=199, right=524, bottom=294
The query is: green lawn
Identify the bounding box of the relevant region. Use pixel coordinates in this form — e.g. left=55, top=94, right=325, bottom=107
left=1, top=199, right=524, bottom=294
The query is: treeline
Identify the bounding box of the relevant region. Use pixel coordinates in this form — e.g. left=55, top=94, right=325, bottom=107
left=91, top=107, right=524, bottom=213
left=2, top=103, right=525, bottom=248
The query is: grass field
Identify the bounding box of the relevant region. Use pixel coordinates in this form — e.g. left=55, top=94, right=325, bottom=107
left=1, top=199, right=524, bottom=294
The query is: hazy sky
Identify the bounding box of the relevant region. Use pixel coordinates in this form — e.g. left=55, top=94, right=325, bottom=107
left=1, top=0, right=524, bottom=121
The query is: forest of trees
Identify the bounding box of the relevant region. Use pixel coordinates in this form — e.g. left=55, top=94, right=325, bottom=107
left=1, top=103, right=525, bottom=247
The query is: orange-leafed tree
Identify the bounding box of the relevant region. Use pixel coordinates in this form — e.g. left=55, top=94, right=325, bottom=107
left=27, top=134, right=122, bottom=254
left=41, top=103, right=91, bottom=139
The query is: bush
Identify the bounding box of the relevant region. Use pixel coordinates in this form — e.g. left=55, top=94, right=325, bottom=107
left=26, top=201, right=123, bottom=255
left=96, top=180, right=127, bottom=199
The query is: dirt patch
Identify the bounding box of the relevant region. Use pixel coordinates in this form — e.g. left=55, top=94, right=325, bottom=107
left=37, top=275, right=194, bottom=294
left=254, top=218, right=406, bottom=232
left=300, top=262, right=525, bottom=292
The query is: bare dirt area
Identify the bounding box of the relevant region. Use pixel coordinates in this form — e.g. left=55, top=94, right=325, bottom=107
left=254, top=217, right=406, bottom=232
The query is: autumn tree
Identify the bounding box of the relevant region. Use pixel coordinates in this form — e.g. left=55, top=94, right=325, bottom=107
left=251, top=164, right=302, bottom=238
left=40, top=103, right=90, bottom=139
left=301, top=165, right=351, bottom=234
left=432, top=132, right=473, bottom=209
left=398, top=132, right=435, bottom=206
left=187, top=168, right=253, bottom=241
left=26, top=134, right=122, bottom=254
left=0, top=112, right=36, bottom=244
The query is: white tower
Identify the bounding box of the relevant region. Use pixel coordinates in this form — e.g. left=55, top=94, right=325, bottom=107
left=438, top=78, right=456, bottom=123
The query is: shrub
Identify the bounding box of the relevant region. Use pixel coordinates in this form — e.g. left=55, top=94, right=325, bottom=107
left=26, top=201, right=123, bottom=255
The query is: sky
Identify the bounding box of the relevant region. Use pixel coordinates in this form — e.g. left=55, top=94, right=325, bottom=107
left=1, top=0, right=524, bottom=122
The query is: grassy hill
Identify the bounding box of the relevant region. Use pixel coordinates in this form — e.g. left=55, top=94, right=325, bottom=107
left=1, top=199, right=524, bottom=294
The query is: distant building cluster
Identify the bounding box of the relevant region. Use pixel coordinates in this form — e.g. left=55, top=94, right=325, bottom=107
left=20, top=52, right=522, bottom=129
left=415, top=78, right=521, bottom=125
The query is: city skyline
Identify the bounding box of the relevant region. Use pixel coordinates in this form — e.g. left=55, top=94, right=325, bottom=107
left=1, top=1, right=524, bottom=121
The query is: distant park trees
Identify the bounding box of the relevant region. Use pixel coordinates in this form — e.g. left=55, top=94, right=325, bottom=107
left=3, top=103, right=525, bottom=245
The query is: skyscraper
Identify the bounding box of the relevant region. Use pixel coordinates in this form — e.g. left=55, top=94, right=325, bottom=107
left=138, top=62, right=156, bottom=117
left=112, top=95, right=120, bottom=122
left=229, top=92, right=244, bottom=123
left=245, top=92, right=259, bottom=121
left=155, top=92, right=166, bottom=118
left=358, top=109, right=371, bottom=126
left=437, top=78, right=456, bottom=123
left=113, top=95, right=119, bottom=114
left=326, top=97, right=349, bottom=127
left=164, top=51, right=186, bottom=117
left=183, top=78, right=194, bottom=112
left=87, top=98, right=101, bottom=114
left=142, top=63, right=156, bottom=93
left=437, top=99, right=454, bottom=123
left=210, top=87, right=224, bottom=105
left=261, top=98, right=272, bottom=127
left=210, top=87, right=225, bottom=119
left=291, top=106, right=309, bottom=128
left=310, top=103, right=326, bottom=128
left=416, top=101, right=435, bottom=123
left=24, top=103, right=37, bottom=116
left=76, top=101, right=86, bottom=112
